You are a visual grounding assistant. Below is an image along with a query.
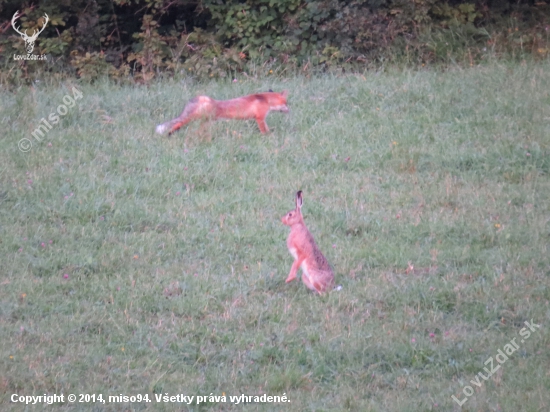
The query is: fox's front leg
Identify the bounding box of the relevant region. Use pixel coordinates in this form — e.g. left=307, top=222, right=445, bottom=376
left=255, top=116, right=269, bottom=134
left=286, top=256, right=304, bottom=283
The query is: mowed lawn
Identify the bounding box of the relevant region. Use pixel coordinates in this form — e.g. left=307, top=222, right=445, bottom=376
left=1, top=61, right=549, bottom=411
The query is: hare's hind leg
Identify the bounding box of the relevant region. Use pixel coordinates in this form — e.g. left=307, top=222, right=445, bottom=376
left=301, top=272, right=315, bottom=292
left=300, top=267, right=321, bottom=294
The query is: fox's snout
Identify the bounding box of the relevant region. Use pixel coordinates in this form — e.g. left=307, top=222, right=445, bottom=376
left=271, top=103, right=289, bottom=114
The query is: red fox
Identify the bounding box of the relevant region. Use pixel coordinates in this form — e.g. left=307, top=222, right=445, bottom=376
left=155, top=90, right=289, bottom=135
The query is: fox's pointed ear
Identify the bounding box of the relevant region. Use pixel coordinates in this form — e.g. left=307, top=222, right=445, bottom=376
left=281, top=90, right=288, bottom=98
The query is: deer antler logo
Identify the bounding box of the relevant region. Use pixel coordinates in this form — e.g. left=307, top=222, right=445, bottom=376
left=12, top=11, right=49, bottom=54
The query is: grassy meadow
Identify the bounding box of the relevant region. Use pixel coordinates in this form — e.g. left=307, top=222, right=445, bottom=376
left=1, top=61, right=550, bottom=411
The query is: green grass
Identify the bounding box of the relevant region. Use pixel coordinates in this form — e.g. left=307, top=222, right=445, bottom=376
left=1, top=60, right=550, bottom=411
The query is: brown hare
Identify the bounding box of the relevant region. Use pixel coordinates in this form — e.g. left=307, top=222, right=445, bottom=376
left=281, top=191, right=335, bottom=294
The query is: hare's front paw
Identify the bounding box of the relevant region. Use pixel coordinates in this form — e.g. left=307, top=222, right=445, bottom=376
left=285, top=274, right=296, bottom=283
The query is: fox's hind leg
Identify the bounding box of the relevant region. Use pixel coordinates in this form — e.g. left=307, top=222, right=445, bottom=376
left=197, top=120, right=212, bottom=142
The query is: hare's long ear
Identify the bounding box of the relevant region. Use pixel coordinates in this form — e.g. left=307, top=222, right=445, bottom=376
left=295, top=190, right=303, bottom=211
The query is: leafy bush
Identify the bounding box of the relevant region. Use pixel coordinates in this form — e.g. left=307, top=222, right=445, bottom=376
left=0, top=0, right=548, bottom=84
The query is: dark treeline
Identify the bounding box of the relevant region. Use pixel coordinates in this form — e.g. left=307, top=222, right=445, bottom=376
left=1, top=0, right=549, bottom=83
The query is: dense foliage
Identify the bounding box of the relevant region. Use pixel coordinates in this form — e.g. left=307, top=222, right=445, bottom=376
left=1, top=0, right=549, bottom=83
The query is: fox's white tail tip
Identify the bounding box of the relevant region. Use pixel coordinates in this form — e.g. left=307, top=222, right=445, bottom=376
left=155, top=124, right=168, bottom=135
left=334, top=285, right=343, bottom=292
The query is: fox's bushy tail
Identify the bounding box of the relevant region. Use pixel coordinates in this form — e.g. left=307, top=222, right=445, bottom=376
left=156, top=97, right=200, bottom=135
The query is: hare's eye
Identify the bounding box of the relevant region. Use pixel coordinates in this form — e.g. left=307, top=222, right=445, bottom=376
left=288, top=212, right=293, bottom=217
